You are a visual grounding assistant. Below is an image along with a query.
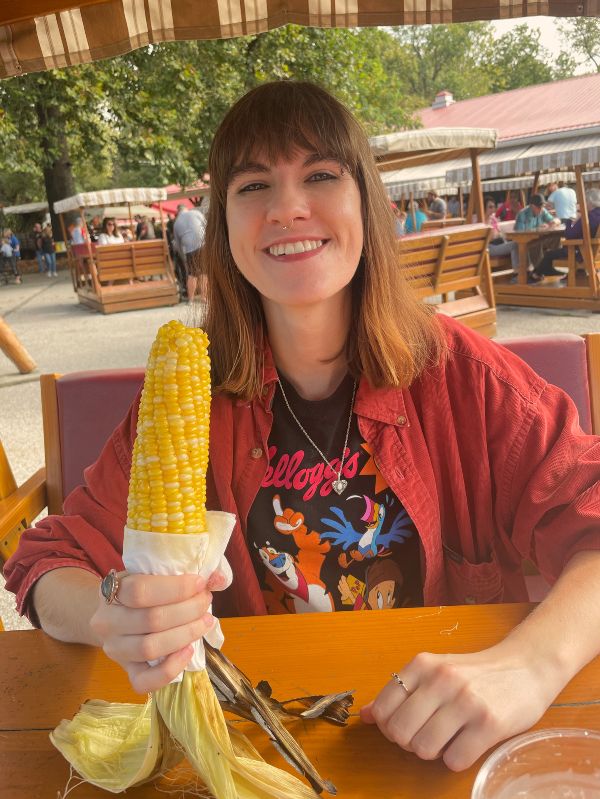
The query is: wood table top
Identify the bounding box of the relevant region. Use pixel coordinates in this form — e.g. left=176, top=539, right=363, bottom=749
left=2, top=603, right=599, bottom=799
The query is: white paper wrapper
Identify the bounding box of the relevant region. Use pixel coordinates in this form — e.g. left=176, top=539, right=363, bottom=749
left=122, top=510, right=236, bottom=682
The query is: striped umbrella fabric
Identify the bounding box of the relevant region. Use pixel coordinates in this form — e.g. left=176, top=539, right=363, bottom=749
left=1, top=0, right=597, bottom=79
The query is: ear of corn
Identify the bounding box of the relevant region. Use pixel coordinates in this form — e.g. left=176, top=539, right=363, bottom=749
left=52, top=321, right=323, bottom=798
left=127, top=319, right=210, bottom=535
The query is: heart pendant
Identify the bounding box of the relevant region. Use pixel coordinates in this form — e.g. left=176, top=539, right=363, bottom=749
left=332, top=478, right=348, bottom=495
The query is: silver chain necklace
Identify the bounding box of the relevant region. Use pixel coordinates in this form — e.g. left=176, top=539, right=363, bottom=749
left=277, top=377, right=357, bottom=495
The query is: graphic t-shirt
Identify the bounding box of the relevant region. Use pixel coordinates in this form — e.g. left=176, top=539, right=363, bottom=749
left=247, top=374, right=423, bottom=614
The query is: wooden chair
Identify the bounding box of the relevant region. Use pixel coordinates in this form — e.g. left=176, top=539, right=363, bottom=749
left=0, top=440, right=46, bottom=566
left=75, top=240, right=179, bottom=314
left=399, top=223, right=495, bottom=337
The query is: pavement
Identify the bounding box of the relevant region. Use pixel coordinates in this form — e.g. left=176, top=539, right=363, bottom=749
left=3, top=268, right=600, bottom=629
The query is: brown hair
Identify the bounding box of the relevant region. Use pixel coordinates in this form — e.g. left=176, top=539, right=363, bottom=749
left=203, top=81, right=445, bottom=399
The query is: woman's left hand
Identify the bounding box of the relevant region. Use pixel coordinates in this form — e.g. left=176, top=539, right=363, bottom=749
left=360, top=641, right=560, bottom=771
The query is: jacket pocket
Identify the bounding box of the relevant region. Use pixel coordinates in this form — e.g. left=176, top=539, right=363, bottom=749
left=443, top=546, right=504, bottom=605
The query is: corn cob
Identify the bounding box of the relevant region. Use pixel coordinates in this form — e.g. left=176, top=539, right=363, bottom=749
left=127, top=319, right=210, bottom=535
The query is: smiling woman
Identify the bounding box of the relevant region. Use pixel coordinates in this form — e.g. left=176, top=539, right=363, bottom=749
left=5, top=80, right=600, bottom=777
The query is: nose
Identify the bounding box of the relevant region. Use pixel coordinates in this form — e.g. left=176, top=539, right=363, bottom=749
left=265, top=180, right=310, bottom=228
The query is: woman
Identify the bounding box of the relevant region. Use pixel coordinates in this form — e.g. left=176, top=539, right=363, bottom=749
left=1, top=228, right=22, bottom=283
left=485, top=197, right=520, bottom=277
left=41, top=224, right=57, bottom=277
left=97, top=217, right=125, bottom=245
left=5, top=82, right=600, bottom=773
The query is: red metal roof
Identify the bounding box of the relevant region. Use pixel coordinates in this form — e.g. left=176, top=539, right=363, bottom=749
left=419, top=73, right=600, bottom=142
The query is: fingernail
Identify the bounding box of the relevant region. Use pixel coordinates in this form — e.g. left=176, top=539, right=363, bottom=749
left=202, top=612, right=216, bottom=628
left=207, top=571, right=224, bottom=590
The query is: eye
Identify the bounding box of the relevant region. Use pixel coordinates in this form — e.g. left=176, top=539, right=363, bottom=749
left=307, top=171, right=337, bottom=183
left=238, top=181, right=268, bottom=193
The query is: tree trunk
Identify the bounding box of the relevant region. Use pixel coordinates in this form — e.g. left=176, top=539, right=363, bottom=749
left=37, top=103, right=76, bottom=243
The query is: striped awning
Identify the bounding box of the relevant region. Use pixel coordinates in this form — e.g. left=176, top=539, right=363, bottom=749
left=0, top=1, right=595, bottom=79
left=446, top=134, right=600, bottom=184
left=53, top=187, right=167, bottom=213
left=1, top=201, right=49, bottom=214
left=381, top=155, right=470, bottom=199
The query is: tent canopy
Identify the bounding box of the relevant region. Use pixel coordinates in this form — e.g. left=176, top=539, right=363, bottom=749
left=371, top=127, right=497, bottom=172
left=53, top=187, right=168, bottom=214
left=1, top=201, right=49, bottom=214
left=446, top=134, right=600, bottom=184
left=0, top=1, right=594, bottom=80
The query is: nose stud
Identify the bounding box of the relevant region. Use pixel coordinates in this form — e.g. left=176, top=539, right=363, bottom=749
left=281, top=219, right=294, bottom=231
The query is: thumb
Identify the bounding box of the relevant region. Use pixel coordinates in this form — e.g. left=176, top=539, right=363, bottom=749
left=359, top=701, right=376, bottom=724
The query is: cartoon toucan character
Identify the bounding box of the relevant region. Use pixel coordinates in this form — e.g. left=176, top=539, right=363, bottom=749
left=321, top=495, right=413, bottom=568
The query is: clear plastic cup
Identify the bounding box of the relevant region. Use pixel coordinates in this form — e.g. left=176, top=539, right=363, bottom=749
left=471, top=728, right=600, bottom=799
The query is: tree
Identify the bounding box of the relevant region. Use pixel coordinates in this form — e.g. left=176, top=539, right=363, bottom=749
left=558, top=18, right=600, bottom=72
left=484, top=24, right=575, bottom=93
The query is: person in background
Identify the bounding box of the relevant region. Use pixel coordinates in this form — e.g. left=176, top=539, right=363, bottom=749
left=6, top=80, right=600, bottom=776
left=41, top=224, right=57, bottom=277
left=32, top=222, right=46, bottom=273
left=485, top=197, right=520, bottom=277
left=547, top=181, right=578, bottom=226
left=531, top=188, right=600, bottom=283
left=514, top=194, right=561, bottom=279
left=404, top=200, right=427, bottom=233
left=88, top=215, right=102, bottom=243
left=1, top=233, right=22, bottom=283
left=173, top=203, right=207, bottom=302
left=390, top=202, right=406, bottom=236
left=97, top=217, right=125, bottom=246
left=137, top=216, right=156, bottom=240
left=425, top=189, right=446, bottom=220
left=69, top=217, right=86, bottom=244
left=495, top=193, right=523, bottom=222
left=447, top=195, right=461, bottom=218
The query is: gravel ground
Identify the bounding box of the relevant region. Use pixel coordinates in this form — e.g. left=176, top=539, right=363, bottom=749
left=2, top=270, right=600, bottom=629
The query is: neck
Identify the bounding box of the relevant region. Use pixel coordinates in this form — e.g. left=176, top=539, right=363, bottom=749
left=264, top=291, right=351, bottom=400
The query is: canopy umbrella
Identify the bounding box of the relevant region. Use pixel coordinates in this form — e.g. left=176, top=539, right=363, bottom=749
left=0, top=201, right=49, bottom=214
left=0, top=1, right=595, bottom=80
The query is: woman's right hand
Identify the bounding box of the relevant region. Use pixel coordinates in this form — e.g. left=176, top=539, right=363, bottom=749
left=90, top=571, right=223, bottom=693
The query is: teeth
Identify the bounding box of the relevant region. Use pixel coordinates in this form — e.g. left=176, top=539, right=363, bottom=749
left=269, top=239, right=323, bottom=256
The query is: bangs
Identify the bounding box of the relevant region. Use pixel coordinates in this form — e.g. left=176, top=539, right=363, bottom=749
left=209, top=82, right=363, bottom=198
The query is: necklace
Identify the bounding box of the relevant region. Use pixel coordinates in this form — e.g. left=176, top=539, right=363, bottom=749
left=277, top=376, right=357, bottom=496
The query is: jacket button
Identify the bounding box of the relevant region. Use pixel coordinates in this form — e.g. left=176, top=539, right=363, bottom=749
left=250, top=447, right=263, bottom=459
left=396, top=415, right=407, bottom=426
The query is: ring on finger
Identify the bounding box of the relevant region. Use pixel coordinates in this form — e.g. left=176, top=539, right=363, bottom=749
left=391, top=672, right=411, bottom=695
left=100, top=568, right=123, bottom=605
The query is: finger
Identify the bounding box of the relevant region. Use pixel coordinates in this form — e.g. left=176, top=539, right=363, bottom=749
left=409, top=704, right=466, bottom=762
left=118, top=573, right=207, bottom=608
left=105, top=612, right=216, bottom=664
left=115, top=590, right=213, bottom=635
left=443, top=720, right=503, bottom=772
left=360, top=674, right=413, bottom=733
left=127, top=644, right=194, bottom=694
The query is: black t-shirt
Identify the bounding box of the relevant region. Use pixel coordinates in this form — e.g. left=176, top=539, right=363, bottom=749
left=247, top=374, right=423, bottom=614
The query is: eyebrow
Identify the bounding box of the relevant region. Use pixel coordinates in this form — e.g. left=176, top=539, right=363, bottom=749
left=228, top=153, right=342, bottom=186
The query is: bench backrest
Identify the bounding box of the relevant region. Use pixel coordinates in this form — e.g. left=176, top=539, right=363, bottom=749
left=94, top=240, right=168, bottom=282
left=399, top=224, right=491, bottom=298
left=421, top=217, right=465, bottom=231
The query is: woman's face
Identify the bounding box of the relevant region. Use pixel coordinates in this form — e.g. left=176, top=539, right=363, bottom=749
left=225, top=149, right=363, bottom=312
left=486, top=201, right=496, bottom=216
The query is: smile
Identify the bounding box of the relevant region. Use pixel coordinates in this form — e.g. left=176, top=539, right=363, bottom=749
left=267, top=239, right=324, bottom=256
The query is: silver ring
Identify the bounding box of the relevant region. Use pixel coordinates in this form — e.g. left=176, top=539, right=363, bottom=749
left=391, top=673, right=410, bottom=695
left=100, top=569, right=122, bottom=605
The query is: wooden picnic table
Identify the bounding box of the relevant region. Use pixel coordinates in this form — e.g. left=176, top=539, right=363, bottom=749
left=504, top=226, right=564, bottom=285
left=2, top=603, right=600, bottom=798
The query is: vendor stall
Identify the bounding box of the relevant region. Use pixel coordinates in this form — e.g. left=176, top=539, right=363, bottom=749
left=54, top=187, right=179, bottom=314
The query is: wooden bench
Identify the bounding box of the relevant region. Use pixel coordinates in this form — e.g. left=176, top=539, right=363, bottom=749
left=74, top=240, right=179, bottom=314
left=399, top=224, right=495, bottom=337
left=553, top=237, right=600, bottom=289
left=489, top=253, right=514, bottom=279
left=421, top=217, right=465, bottom=231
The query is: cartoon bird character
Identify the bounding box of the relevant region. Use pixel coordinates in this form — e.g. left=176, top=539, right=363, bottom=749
left=255, top=495, right=333, bottom=613
left=321, top=495, right=414, bottom=568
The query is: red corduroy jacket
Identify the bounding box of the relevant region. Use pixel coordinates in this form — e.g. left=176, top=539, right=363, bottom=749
left=5, top=318, right=600, bottom=623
